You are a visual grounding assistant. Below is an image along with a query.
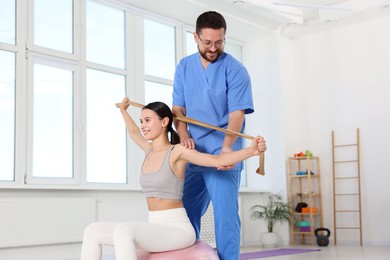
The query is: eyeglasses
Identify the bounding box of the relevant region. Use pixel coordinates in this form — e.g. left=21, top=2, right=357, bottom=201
left=198, top=36, right=226, bottom=49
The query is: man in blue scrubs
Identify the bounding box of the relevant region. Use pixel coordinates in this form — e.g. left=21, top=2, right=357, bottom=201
left=172, top=11, right=254, bottom=260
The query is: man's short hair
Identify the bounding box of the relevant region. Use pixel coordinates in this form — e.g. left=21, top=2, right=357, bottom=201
left=196, top=11, right=227, bottom=36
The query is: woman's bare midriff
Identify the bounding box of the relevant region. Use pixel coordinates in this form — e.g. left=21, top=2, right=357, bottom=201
left=146, top=197, right=184, bottom=211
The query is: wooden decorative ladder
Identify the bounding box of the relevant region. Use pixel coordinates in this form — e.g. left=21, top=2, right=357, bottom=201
left=332, top=128, right=363, bottom=246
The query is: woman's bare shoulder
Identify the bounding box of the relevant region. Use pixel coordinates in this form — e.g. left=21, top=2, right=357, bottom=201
left=172, top=143, right=186, bottom=154
left=172, top=144, right=195, bottom=159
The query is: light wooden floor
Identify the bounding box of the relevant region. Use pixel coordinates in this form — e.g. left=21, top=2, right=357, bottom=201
left=240, top=245, right=390, bottom=260
left=1, top=243, right=390, bottom=260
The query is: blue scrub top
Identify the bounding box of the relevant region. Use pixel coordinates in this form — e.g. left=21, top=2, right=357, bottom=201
left=173, top=52, right=254, bottom=171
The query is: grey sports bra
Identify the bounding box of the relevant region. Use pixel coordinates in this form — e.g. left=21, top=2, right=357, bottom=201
left=140, top=146, right=184, bottom=200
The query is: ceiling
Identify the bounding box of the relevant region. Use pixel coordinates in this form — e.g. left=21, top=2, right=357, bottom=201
left=124, top=0, right=390, bottom=41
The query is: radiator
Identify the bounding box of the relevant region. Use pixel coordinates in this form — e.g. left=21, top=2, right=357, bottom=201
left=200, top=202, right=216, bottom=248
left=200, top=197, right=242, bottom=248
left=0, top=198, right=97, bottom=248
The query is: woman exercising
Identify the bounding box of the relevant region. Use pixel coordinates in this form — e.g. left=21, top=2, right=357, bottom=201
left=80, top=97, right=266, bottom=260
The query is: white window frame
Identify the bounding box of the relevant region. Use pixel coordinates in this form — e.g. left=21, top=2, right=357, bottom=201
left=25, top=54, right=81, bottom=185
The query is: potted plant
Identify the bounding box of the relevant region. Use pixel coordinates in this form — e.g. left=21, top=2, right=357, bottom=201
left=250, top=193, right=294, bottom=248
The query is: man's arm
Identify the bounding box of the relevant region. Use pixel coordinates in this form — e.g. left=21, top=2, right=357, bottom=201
left=218, top=109, right=245, bottom=170
left=172, top=105, right=195, bottom=149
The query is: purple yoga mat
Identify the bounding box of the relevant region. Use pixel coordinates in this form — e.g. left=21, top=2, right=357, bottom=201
left=239, top=248, right=320, bottom=259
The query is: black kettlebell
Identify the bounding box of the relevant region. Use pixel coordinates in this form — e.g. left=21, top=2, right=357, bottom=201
left=314, top=228, right=331, bottom=246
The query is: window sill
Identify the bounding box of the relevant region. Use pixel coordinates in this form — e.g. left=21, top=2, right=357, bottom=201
left=0, top=184, right=268, bottom=193
left=0, top=183, right=143, bottom=191
left=239, top=187, right=271, bottom=194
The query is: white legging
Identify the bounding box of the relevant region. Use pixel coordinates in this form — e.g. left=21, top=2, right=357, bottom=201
left=80, top=208, right=196, bottom=260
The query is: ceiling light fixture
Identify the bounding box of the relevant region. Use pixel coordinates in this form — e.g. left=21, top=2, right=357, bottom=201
left=273, top=2, right=352, bottom=11
left=232, top=0, right=245, bottom=4
left=325, top=18, right=339, bottom=23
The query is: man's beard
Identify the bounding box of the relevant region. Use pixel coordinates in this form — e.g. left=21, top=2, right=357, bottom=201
left=198, top=47, right=223, bottom=63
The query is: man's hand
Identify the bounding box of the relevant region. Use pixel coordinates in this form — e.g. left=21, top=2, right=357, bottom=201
left=217, top=146, right=234, bottom=170
left=173, top=105, right=195, bottom=149
left=180, top=137, right=195, bottom=149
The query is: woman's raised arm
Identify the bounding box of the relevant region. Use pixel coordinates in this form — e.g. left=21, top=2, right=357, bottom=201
left=119, top=97, right=151, bottom=152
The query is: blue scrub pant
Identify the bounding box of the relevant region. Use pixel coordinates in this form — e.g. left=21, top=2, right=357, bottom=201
left=182, top=170, right=241, bottom=260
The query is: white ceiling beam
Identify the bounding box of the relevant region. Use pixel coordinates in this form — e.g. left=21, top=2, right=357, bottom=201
left=318, top=0, right=390, bottom=22
left=245, top=0, right=304, bottom=24
left=272, top=1, right=352, bottom=11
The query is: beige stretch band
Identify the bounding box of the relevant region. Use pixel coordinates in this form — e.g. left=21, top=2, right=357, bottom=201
left=116, top=100, right=265, bottom=175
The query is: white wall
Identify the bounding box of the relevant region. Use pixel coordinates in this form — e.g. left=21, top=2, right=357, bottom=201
left=290, top=15, right=390, bottom=246
left=243, top=35, right=291, bottom=246
left=244, top=15, right=390, bottom=246
left=244, top=34, right=288, bottom=193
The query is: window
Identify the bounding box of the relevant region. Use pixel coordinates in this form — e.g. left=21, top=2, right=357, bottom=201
left=0, top=0, right=247, bottom=188
left=34, top=0, right=73, bottom=53
left=0, top=0, right=140, bottom=186
left=0, top=50, right=15, bottom=181
left=143, top=17, right=176, bottom=124
left=0, top=0, right=16, bottom=45
left=86, top=1, right=125, bottom=68
left=144, top=81, right=173, bottom=106
left=32, top=64, right=73, bottom=178
left=224, top=42, right=243, bottom=62
left=186, top=31, right=198, bottom=56
left=144, top=19, right=176, bottom=81
left=85, top=1, right=127, bottom=184
left=86, top=69, right=126, bottom=183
